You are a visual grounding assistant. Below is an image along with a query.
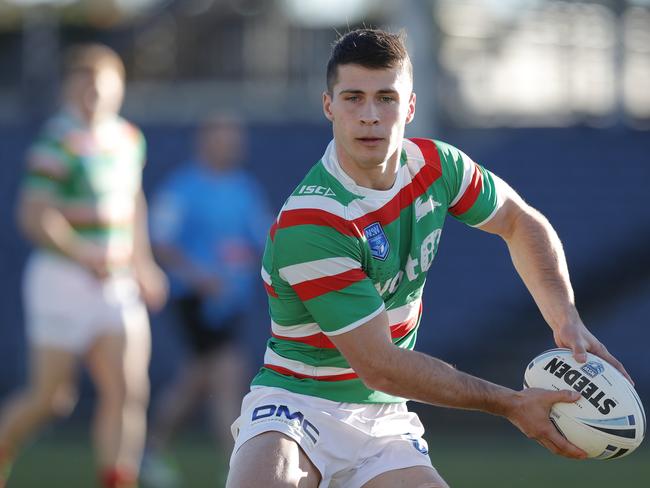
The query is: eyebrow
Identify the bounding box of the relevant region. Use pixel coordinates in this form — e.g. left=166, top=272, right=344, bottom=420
left=338, top=88, right=399, bottom=96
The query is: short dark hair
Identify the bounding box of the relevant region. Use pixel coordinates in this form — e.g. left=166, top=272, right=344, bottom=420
left=326, top=28, right=412, bottom=93
left=63, top=43, right=125, bottom=81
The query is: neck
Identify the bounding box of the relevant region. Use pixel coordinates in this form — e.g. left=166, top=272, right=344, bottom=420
left=336, top=144, right=402, bottom=191
left=65, top=104, right=111, bottom=128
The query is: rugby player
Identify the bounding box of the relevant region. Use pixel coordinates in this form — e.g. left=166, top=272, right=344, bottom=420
left=0, top=43, right=167, bottom=488
left=226, top=29, right=631, bottom=488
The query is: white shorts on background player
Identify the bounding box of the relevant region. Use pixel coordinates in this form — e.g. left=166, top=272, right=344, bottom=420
left=23, top=251, right=149, bottom=353
left=231, top=386, right=437, bottom=488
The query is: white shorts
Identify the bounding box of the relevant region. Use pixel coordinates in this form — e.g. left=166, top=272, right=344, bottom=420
left=23, top=251, right=149, bottom=354
left=230, top=386, right=436, bottom=488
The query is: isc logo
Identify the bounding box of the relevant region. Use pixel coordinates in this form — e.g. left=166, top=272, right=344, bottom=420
left=252, top=404, right=320, bottom=443
left=297, top=185, right=336, bottom=197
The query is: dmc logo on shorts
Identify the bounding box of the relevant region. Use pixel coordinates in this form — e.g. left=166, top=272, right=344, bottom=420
left=364, top=222, right=390, bottom=261
left=580, top=360, right=605, bottom=378
left=252, top=404, right=320, bottom=444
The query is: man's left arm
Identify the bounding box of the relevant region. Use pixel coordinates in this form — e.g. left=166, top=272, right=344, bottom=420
left=478, top=175, right=632, bottom=383
left=133, top=189, right=168, bottom=311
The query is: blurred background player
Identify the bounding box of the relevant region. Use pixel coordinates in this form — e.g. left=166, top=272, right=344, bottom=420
left=142, top=115, right=271, bottom=487
left=0, top=43, right=167, bottom=488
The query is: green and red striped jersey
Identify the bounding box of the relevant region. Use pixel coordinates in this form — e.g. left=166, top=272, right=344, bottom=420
left=22, top=110, right=146, bottom=261
left=252, top=138, right=503, bottom=403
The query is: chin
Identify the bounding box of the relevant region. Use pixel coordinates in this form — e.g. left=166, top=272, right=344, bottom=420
left=357, top=151, right=391, bottom=168
left=368, top=144, right=394, bottom=162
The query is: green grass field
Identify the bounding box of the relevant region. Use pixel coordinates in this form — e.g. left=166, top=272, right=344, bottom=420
left=7, top=428, right=648, bottom=488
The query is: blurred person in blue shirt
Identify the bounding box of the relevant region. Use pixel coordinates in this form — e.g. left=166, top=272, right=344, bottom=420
left=143, top=115, right=271, bottom=486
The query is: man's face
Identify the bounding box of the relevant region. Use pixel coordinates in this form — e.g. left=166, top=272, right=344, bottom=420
left=200, top=122, right=245, bottom=170
left=64, top=65, right=125, bottom=120
left=323, top=63, right=415, bottom=170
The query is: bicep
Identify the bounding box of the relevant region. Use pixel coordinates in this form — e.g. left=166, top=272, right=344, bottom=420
left=15, top=189, right=60, bottom=240
left=476, top=175, right=529, bottom=239
left=17, top=189, right=57, bottom=223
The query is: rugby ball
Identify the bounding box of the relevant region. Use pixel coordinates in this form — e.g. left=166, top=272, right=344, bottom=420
left=524, top=348, right=645, bottom=459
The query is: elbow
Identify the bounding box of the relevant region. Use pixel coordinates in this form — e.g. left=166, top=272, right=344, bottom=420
left=354, top=348, right=399, bottom=392
left=357, top=369, right=382, bottom=391
left=500, top=201, right=540, bottom=243
left=361, top=373, right=394, bottom=393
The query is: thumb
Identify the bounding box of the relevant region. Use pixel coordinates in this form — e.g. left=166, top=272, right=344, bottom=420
left=572, top=343, right=588, bottom=364
left=552, top=389, right=581, bottom=404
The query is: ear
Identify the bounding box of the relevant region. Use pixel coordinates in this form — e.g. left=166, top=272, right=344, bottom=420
left=322, top=91, right=334, bottom=122
left=405, top=91, right=416, bottom=124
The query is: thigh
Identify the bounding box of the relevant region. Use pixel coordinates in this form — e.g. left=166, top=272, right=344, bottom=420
left=227, top=431, right=321, bottom=488
left=88, top=285, right=151, bottom=396
left=23, top=253, right=98, bottom=353
left=362, top=466, right=449, bottom=488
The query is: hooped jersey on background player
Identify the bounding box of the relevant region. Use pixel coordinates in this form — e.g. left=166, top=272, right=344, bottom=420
left=253, top=138, right=504, bottom=403
left=22, top=110, right=146, bottom=257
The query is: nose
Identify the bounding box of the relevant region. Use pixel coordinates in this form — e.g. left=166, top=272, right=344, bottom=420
left=359, top=101, right=379, bottom=125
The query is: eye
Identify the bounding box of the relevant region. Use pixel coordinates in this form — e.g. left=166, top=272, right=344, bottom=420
left=380, top=96, right=395, bottom=103
left=346, top=96, right=359, bottom=102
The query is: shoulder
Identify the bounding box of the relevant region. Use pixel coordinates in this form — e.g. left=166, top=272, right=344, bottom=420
left=33, top=113, right=74, bottom=146
left=403, top=137, right=470, bottom=167
left=269, top=161, right=365, bottom=259
left=404, top=137, right=478, bottom=180
left=26, top=114, right=78, bottom=177
left=275, top=161, right=362, bottom=238
left=117, top=117, right=146, bottom=145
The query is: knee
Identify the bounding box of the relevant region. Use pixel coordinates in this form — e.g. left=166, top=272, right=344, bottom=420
left=97, top=374, right=149, bottom=411
left=25, top=386, right=76, bottom=420
left=49, top=386, right=77, bottom=417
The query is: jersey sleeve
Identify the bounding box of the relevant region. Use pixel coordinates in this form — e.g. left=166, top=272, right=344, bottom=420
left=271, top=213, right=385, bottom=336
left=22, top=134, right=70, bottom=198
left=435, top=140, right=503, bottom=227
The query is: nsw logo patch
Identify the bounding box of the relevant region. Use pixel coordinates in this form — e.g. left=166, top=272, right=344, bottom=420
left=364, top=222, right=390, bottom=261
left=581, top=360, right=605, bottom=378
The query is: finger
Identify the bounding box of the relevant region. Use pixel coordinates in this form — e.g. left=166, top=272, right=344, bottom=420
left=571, top=342, right=588, bottom=364
left=591, top=345, right=635, bottom=386
left=544, top=426, right=588, bottom=459
left=537, top=438, right=561, bottom=456
left=536, top=434, right=584, bottom=460
left=548, top=390, right=581, bottom=406
left=541, top=436, right=585, bottom=460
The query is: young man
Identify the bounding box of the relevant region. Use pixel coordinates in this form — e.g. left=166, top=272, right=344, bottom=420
left=0, top=44, right=167, bottom=488
left=226, top=29, right=631, bottom=488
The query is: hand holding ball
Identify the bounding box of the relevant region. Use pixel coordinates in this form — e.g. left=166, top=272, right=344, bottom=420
left=524, top=348, right=645, bottom=459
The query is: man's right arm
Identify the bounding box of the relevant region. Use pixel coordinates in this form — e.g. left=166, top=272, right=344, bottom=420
left=16, top=191, right=111, bottom=277
left=153, top=242, right=221, bottom=297
left=327, top=311, right=587, bottom=459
